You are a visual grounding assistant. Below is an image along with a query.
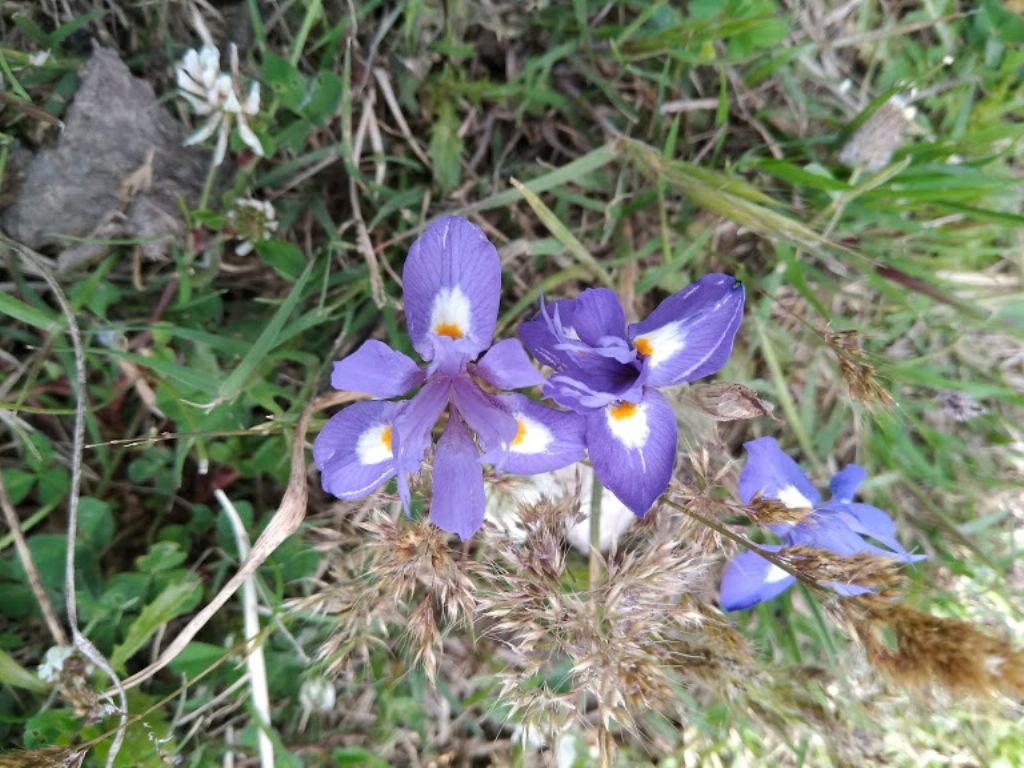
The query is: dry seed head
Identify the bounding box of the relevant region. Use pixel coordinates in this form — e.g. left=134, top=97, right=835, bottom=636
left=847, top=601, right=1024, bottom=698
left=407, top=596, right=440, bottom=684
left=781, top=546, right=907, bottom=597
left=825, top=329, right=895, bottom=408
left=0, top=748, right=86, bottom=768
left=746, top=494, right=814, bottom=527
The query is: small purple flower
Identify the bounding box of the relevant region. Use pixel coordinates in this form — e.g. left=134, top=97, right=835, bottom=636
left=519, top=275, right=745, bottom=517
left=313, top=217, right=585, bottom=540
left=719, top=437, right=926, bottom=611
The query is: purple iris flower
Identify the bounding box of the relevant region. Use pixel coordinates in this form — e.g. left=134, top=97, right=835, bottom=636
left=720, top=437, right=926, bottom=611
left=519, top=275, right=745, bottom=517
left=313, top=216, right=586, bottom=540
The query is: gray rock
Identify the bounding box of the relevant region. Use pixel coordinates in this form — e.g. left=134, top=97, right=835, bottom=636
left=1, top=45, right=208, bottom=268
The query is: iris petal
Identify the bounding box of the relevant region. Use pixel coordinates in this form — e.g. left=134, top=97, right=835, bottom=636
left=738, top=437, right=821, bottom=509
left=585, top=389, right=677, bottom=517
left=474, top=338, right=545, bottom=389
left=430, top=413, right=486, bottom=540
left=480, top=394, right=586, bottom=474
left=313, top=401, right=399, bottom=500
left=403, top=217, right=501, bottom=361
left=719, top=548, right=795, bottom=612
left=627, top=273, right=745, bottom=387
left=331, top=340, right=425, bottom=397
left=828, top=464, right=867, bottom=503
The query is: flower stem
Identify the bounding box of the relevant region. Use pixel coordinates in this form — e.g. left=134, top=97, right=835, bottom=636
left=588, top=469, right=603, bottom=589
left=198, top=161, right=219, bottom=211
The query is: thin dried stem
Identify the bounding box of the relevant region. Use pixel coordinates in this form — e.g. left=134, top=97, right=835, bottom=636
left=0, top=471, right=68, bottom=647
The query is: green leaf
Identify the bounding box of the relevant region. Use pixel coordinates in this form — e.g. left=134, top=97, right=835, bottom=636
left=111, top=576, right=203, bottom=670
left=135, top=541, right=188, bottom=573
left=1, top=468, right=35, bottom=505
left=509, top=178, right=614, bottom=288
left=169, top=641, right=231, bottom=679
left=305, top=71, right=344, bottom=125
left=215, top=261, right=315, bottom=405
left=24, top=708, right=82, bottom=747
left=78, top=497, right=114, bottom=552
left=983, top=0, right=1024, bottom=44
left=256, top=239, right=307, bottom=282
left=428, top=98, right=463, bottom=193
left=0, top=293, right=59, bottom=331
left=262, top=52, right=306, bottom=112
left=0, top=646, right=47, bottom=692
left=106, top=350, right=221, bottom=397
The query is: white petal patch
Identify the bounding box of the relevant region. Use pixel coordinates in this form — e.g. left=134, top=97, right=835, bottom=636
left=429, top=285, right=472, bottom=339
left=605, top=402, right=649, bottom=450
left=356, top=423, right=393, bottom=465
left=764, top=564, right=792, bottom=584
left=634, top=322, right=686, bottom=368
left=777, top=484, right=813, bottom=509
left=510, top=415, right=554, bottom=455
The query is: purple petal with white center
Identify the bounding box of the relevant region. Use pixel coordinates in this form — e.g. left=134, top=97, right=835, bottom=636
left=474, top=338, right=544, bottom=389
left=829, top=464, right=867, bottom=504
left=627, top=273, right=745, bottom=387
left=403, top=216, right=501, bottom=361
left=480, top=394, right=586, bottom=474
left=738, top=437, right=821, bottom=509
left=313, top=401, right=398, bottom=500
left=585, top=388, right=677, bottom=517
left=331, top=340, right=425, bottom=397
left=430, top=413, right=486, bottom=540
left=719, top=547, right=795, bottom=611
left=571, top=288, right=628, bottom=346
left=450, top=375, right=518, bottom=458
left=392, top=378, right=451, bottom=508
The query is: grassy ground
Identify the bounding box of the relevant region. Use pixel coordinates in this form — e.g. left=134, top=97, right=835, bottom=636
left=1, top=1, right=1023, bottom=766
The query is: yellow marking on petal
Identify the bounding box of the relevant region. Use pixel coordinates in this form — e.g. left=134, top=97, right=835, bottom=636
left=609, top=402, right=639, bottom=421
left=511, top=419, right=527, bottom=447
left=434, top=322, right=464, bottom=339
left=381, top=425, right=393, bottom=454
left=634, top=337, right=653, bottom=357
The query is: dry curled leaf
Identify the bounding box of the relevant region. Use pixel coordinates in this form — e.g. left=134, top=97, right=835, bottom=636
left=691, top=382, right=774, bottom=421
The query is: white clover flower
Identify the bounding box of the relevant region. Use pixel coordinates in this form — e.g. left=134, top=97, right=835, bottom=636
left=29, top=50, right=51, bottom=67
left=177, top=43, right=263, bottom=166
left=228, top=197, right=277, bottom=255
left=37, top=645, right=74, bottom=683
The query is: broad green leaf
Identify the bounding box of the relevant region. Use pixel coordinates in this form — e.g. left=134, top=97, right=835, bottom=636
left=78, top=497, right=114, bottom=551
left=111, top=576, right=203, bottom=670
